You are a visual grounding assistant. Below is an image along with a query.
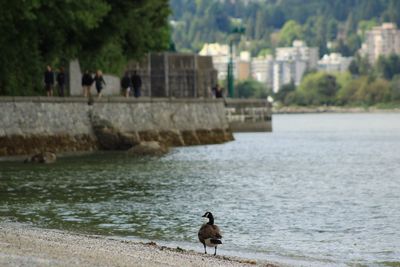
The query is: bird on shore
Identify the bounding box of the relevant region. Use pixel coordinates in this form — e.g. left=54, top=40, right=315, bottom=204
left=198, top=211, right=222, bottom=256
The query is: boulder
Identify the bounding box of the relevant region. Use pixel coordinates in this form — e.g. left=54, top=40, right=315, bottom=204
left=25, top=151, right=57, bottom=164
left=91, top=114, right=140, bottom=150
left=127, top=141, right=169, bottom=156
left=93, top=126, right=121, bottom=150
left=118, top=132, right=140, bottom=149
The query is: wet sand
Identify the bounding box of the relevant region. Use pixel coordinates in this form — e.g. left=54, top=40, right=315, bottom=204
left=0, top=222, right=279, bottom=267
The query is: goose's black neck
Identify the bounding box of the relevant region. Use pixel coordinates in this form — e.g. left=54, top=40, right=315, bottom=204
left=207, top=215, right=214, bottom=225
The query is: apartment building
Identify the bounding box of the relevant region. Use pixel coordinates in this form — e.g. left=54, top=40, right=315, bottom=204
left=273, top=60, right=307, bottom=93
left=276, top=40, right=319, bottom=69
left=200, top=40, right=318, bottom=93
left=251, top=55, right=274, bottom=89
left=318, top=53, right=353, bottom=73
left=359, top=23, right=400, bottom=64
left=272, top=41, right=318, bottom=92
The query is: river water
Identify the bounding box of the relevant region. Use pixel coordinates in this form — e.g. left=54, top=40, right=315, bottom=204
left=1, top=113, right=400, bottom=266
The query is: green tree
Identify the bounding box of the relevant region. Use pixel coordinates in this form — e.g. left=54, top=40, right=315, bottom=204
left=336, top=76, right=368, bottom=105
left=278, top=20, right=303, bottom=46
left=0, top=0, right=171, bottom=95
left=357, top=78, right=391, bottom=105
left=349, top=55, right=371, bottom=76
left=297, top=72, right=339, bottom=105
left=236, top=79, right=268, bottom=99
left=376, top=54, right=400, bottom=80
left=274, top=82, right=296, bottom=103
left=390, top=75, right=400, bottom=101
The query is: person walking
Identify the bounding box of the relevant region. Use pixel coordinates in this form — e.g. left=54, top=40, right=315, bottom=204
left=44, top=65, right=54, bottom=97
left=121, top=72, right=131, bottom=98
left=94, top=70, right=106, bottom=99
left=57, top=67, right=66, bottom=97
left=131, top=70, right=142, bottom=98
left=81, top=70, right=93, bottom=97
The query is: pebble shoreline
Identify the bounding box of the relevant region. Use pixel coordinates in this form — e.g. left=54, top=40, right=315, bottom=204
left=0, top=222, right=279, bottom=267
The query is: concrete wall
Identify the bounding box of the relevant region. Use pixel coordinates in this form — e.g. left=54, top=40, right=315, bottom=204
left=225, top=99, right=272, bottom=132
left=0, top=97, right=233, bottom=156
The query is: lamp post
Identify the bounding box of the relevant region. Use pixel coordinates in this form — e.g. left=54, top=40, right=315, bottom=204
left=227, top=24, right=245, bottom=98
left=227, top=40, right=234, bottom=98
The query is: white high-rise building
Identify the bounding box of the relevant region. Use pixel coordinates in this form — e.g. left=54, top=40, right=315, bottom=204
left=276, top=40, right=319, bottom=70
left=359, top=23, right=400, bottom=64
left=272, top=41, right=317, bottom=93
left=251, top=55, right=274, bottom=89
left=273, top=60, right=307, bottom=93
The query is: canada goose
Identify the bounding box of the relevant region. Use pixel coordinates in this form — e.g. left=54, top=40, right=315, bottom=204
left=198, top=211, right=222, bottom=255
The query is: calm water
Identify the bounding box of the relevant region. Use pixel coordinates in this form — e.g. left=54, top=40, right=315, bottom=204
left=1, top=113, right=400, bottom=266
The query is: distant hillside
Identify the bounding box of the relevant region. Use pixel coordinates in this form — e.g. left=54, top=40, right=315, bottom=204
left=170, top=0, right=400, bottom=57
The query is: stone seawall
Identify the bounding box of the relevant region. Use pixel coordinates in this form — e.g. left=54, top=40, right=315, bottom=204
left=0, top=97, right=233, bottom=157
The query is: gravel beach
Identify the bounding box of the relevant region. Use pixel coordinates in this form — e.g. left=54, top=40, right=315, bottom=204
left=0, top=222, right=279, bottom=267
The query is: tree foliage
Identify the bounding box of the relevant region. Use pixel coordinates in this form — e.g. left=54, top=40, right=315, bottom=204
left=236, top=79, right=269, bottom=99
left=279, top=69, right=396, bottom=106
left=171, top=0, right=400, bottom=57
left=0, top=0, right=171, bottom=95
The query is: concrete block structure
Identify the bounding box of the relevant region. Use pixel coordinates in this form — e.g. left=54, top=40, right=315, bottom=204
left=127, top=53, right=218, bottom=98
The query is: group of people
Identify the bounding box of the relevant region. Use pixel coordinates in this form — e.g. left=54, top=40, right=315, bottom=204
left=47, top=65, right=232, bottom=100
left=44, top=65, right=142, bottom=99
left=44, top=65, right=66, bottom=97
left=81, top=70, right=106, bottom=99
left=120, top=71, right=142, bottom=98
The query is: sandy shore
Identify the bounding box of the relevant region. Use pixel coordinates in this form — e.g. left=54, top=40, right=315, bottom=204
left=0, top=222, right=279, bottom=267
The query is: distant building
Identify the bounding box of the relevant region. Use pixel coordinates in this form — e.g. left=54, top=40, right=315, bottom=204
left=359, top=23, right=400, bottom=64
left=199, top=41, right=319, bottom=94
left=273, top=60, right=307, bottom=93
left=272, top=40, right=318, bottom=93
left=276, top=40, right=319, bottom=69
left=251, top=55, right=274, bottom=89
left=236, top=51, right=251, bottom=81
left=199, top=43, right=251, bottom=81
left=318, top=53, right=353, bottom=73
left=199, top=43, right=230, bottom=80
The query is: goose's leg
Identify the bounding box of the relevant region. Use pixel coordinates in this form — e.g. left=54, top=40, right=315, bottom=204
left=204, top=243, right=207, bottom=254
left=214, top=246, right=217, bottom=256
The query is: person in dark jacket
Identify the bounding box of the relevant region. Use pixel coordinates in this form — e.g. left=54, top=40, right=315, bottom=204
left=81, top=70, right=93, bottom=97
left=93, top=70, right=106, bottom=99
left=131, top=70, right=142, bottom=98
left=121, top=72, right=131, bottom=98
left=57, top=67, right=66, bottom=97
left=215, top=84, right=224, bottom=98
left=44, top=65, right=54, bottom=97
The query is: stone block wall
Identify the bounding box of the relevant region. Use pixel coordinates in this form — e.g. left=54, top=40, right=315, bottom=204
left=0, top=97, right=233, bottom=157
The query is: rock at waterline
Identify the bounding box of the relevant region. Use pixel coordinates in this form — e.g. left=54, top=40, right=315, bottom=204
left=127, top=141, right=169, bottom=156
left=24, top=152, right=57, bottom=164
